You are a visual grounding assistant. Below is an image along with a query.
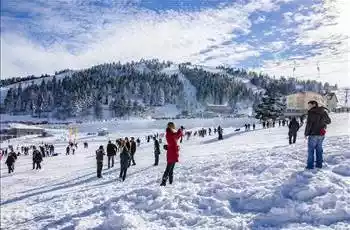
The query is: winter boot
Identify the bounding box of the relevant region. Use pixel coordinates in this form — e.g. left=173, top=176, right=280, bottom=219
left=160, top=180, right=166, bottom=186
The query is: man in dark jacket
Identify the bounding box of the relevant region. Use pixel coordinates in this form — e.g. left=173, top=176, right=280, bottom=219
left=288, top=117, right=300, bottom=144
left=218, top=126, right=223, bottom=140
left=119, top=140, right=130, bottom=181
left=106, top=141, right=117, bottom=168
left=5, top=151, right=16, bottom=174
left=33, top=147, right=43, bottom=170
left=129, top=137, right=137, bottom=166
left=96, top=146, right=105, bottom=178
left=153, top=137, right=161, bottom=166
left=305, top=101, right=331, bottom=169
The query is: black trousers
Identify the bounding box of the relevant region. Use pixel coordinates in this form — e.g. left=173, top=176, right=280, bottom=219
left=97, top=162, right=103, bottom=178
left=119, top=166, right=128, bottom=181
left=162, top=163, right=175, bottom=184
left=154, top=153, right=160, bottom=165
left=289, top=133, right=297, bottom=144
left=129, top=153, right=136, bottom=166
left=35, top=162, right=41, bottom=170
left=7, top=164, right=14, bottom=173
left=108, top=156, right=114, bottom=168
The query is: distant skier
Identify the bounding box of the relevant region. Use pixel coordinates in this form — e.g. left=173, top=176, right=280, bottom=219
left=218, top=126, right=223, bottom=140
left=107, top=140, right=117, bottom=168
left=208, top=128, right=212, bottom=135
left=305, top=101, right=331, bottom=169
left=160, top=122, right=183, bottom=186
left=129, top=137, right=137, bottom=166
left=66, top=146, right=70, bottom=155
left=253, top=123, right=256, bottom=130
left=5, top=151, right=17, bottom=174
left=32, top=146, right=43, bottom=170
left=153, top=137, right=161, bottom=166
left=262, top=121, right=266, bottom=129
left=288, top=117, right=300, bottom=144
left=95, top=146, right=105, bottom=178
left=119, top=140, right=131, bottom=181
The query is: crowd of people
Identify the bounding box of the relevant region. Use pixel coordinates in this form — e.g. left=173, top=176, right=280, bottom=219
left=2, top=101, right=331, bottom=182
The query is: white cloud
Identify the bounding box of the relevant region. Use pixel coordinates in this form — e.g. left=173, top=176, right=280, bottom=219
left=253, top=15, right=266, bottom=24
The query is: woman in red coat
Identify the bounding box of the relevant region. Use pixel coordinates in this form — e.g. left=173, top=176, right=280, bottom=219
left=160, top=122, right=183, bottom=186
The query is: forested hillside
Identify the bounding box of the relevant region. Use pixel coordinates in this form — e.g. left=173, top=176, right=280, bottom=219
left=0, top=59, right=334, bottom=120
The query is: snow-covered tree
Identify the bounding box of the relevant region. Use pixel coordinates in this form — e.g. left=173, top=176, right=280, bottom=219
left=254, top=91, right=286, bottom=121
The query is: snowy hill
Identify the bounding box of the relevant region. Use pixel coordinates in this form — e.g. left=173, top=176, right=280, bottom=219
left=0, top=59, right=332, bottom=120
left=1, top=113, right=349, bottom=229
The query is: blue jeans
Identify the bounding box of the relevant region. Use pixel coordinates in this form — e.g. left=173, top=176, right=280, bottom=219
left=307, top=136, right=325, bottom=169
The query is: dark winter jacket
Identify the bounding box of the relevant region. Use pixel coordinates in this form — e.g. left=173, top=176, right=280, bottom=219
left=305, top=107, right=331, bottom=136
left=106, top=143, right=117, bottom=156
left=154, top=139, right=160, bottom=155
left=166, top=128, right=183, bottom=163
left=130, top=141, right=137, bottom=154
left=5, top=155, right=15, bottom=165
left=96, top=149, right=105, bottom=162
left=288, top=119, right=300, bottom=134
left=120, top=146, right=130, bottom=167
left=33, top=150, right=43, bottom=162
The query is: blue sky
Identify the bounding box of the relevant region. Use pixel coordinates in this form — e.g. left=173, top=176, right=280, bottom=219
left=1, top=0, right=349, bottom=86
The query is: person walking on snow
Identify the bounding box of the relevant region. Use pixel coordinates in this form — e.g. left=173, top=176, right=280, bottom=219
left=305, top=100, right=331, bottom=169
left=119, top=140, right=131, bottom=181
left=106, top=141, right=117, bottom=168
left=160, top=122, right=183, bottom=186
left=218, top=126, right=223, bottom=140
left=153, top=137, right=161, bottom=166
left=5, top=151, right=17, bottom=174
left=288, top=117, right=300, bottom=144
left=96, top=146, right=105, bottom=178
left=32, top=146, right=43, bottom=170
left=129, top=137, right=137, bottom=166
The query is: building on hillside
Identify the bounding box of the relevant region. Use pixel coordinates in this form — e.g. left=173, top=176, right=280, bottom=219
left=324, top=92, right=338, bottom=111
left=285, top=91, right=326, bottom=116
left=0, top=123, right=44, bottom=141
left=206, top=104, right=232, bottom=114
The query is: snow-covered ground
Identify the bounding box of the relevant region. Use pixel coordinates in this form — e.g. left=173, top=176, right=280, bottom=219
left=1, top=114, right=349, bottom=230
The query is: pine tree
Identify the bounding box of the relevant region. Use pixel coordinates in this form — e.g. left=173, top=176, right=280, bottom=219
left=254, top=91, right=286, bottom=121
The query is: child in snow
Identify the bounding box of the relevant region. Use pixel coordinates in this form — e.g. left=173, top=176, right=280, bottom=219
left=119, top=140, right=131, bottom=181
left=96, top=146, right=105, bottom=178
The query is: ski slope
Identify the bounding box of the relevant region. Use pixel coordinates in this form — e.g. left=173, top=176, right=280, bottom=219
left=1, top=114, right=349, bottom=230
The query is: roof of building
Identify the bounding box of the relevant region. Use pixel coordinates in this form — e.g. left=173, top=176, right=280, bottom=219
left=8, top=123, right=44, bottom=130
left=324, top=92, right=339, bottom=102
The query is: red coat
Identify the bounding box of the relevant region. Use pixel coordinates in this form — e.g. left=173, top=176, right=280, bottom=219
left=166, top=128, right=183, bottom=163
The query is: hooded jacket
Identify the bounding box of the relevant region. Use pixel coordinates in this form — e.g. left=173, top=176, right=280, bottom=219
left=305, top=107, right=331, bottom=136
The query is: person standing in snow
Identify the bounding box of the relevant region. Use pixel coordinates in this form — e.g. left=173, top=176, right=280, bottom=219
left=32, top=146, right=43, bottom=170
left=305, top=101, right=331, bottom=169
left=66, top=146, right=70, bottom=155
left=153, top=137, right=161, bottom=166
left=129, top=137, right=137, bottom=166
left=119, top=140, right=131, bottom=181
left=5, top=151, right=17, bottom=174
left=160, top=122, right=184, bottom=186
left=218, top=126, right=223, bottom=140
left=107, top=141, right=117, bottom=168
left=288, top=117, right=300, bottom=144
left=136, top=138, right=141, bottom=147
left=96, top=146, right=105, bottom=178
left=253, top=123, right=256, bottom=130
